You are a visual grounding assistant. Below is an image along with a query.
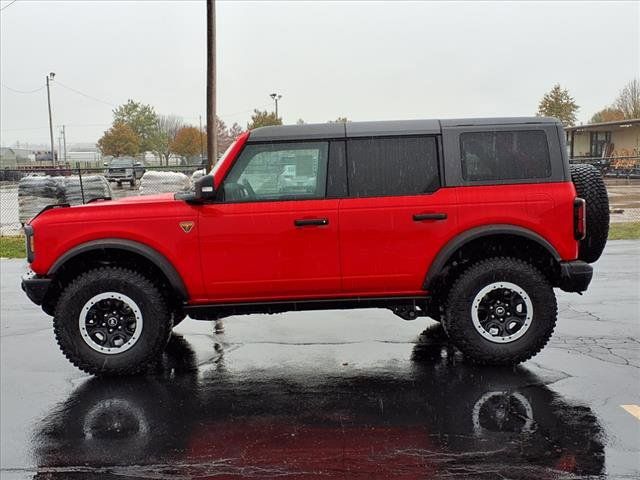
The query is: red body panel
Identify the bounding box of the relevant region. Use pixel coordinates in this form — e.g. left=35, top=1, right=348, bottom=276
left=338, top=190, right=459, bottom=294
left=29, top=194, right=209, bottom=300
left=453, top=182, right=579, bottom=261
left=28, top=131, right=579, bottom=304
left=198, top=199, right=341, bottom=301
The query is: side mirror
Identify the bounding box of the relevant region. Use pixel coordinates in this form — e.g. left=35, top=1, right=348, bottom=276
left=135, top=162, right=143, bottom=167
left=103, top=162, right=109, bottom=167
left=194, top=174, right=216, bottom=201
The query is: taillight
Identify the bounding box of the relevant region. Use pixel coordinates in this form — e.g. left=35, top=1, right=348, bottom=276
left=574, top=198, right=586, bottom=240
left=24, top=224, right=35, bottom=263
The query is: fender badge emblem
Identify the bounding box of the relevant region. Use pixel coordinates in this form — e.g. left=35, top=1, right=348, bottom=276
left=179, top=221, right=194, bottom=233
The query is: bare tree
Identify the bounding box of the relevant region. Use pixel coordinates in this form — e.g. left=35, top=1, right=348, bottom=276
left=228, top=122, right=243, bottom=139
left=151, top=114, right=183, bottom=165
left=216, top=117, right=233, bottom=155
left=614, top=79, right=640, bottom=119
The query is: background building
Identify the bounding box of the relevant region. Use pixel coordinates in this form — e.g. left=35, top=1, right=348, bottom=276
left=566, top=119, right=640, bottom=159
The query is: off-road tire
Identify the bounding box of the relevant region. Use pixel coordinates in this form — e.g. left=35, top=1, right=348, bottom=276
left=53, top=267, right=172, bottom=376
left=442, top=257, right=557, bottom=365
left=570, top=163, right=609, bottom=263
left=129, top=179, right=135, bottom=187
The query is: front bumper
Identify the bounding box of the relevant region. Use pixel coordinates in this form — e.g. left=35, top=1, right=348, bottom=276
left=106, top=176, right=134, bottom=182
left=21, top=271, right=52, bottom=306
left=558, top=261, right=593, bottom=293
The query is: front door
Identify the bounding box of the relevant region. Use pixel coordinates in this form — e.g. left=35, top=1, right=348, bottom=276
left=198, top=140, right=341, bottom=302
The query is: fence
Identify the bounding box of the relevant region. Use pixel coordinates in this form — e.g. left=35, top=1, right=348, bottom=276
left=1, top=164, right=204, bottom=235
left=569, top=155, right=640, bottom=179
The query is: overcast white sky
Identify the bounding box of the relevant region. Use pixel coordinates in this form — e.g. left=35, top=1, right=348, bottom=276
left=1, top=0, right=638, bottom=147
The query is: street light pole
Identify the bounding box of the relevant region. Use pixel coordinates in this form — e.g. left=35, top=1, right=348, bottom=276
left=270, top=93, right=282, bottom=120
left=46, top=72, right=56, bottom=166
left=206, top=0, right=217, bottom=173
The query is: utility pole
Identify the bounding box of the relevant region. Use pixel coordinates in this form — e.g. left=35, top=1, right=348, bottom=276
left=270, top=93, right=282, bottom=119
left=58, top=135, right=62, bottom=167
left=199, top=115, right=204, bottom=163
left=46, top=72, right=56, bottom=166
left=62, top=125, right=67, bottom=164
left=206, top=0, right=217, bottom=173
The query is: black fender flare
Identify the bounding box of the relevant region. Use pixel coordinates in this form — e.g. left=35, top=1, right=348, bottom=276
left=48, top=238, right=188, bottom=300
left=423, top=224, right=562, bottom=289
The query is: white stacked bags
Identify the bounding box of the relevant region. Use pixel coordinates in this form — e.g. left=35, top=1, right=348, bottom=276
left=138, top=171, right=191, bottom=195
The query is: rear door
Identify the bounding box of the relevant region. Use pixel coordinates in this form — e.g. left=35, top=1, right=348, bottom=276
left=338, top=135, right=457, bottom=295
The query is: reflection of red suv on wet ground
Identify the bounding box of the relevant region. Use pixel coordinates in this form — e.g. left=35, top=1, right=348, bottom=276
left=22, top=117, right=610, bottom=375
left=33, top=332, right=605, bottom=477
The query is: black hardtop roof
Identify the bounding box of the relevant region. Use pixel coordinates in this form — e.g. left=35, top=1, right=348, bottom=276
left=247, top=117, right=560, bottom=142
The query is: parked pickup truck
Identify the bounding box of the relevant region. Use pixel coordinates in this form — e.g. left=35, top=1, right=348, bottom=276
left=104, top=157, right=145, bottom=187
left=22, top=117, right=609, bottom=375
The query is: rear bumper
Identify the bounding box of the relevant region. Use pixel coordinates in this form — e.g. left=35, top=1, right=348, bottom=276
left=558, top=261, right=593, bottom=293
left=21, top=272, right=52, bottom=306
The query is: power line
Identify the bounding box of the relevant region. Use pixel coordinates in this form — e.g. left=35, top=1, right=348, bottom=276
left=1, top=83, right=45, bottom=94
left=54, top=81, right=116, bottom=107
left=0, top=1, right=18, bottom=12
left=1, top=123, right=111, bottom=132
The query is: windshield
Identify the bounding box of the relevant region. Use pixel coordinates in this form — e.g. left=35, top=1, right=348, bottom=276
left=110, top=158, right=134, bottom=167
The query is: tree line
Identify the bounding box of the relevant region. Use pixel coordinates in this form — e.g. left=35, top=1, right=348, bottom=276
left=98, top=78, right=640, bottom=160
left=97, top=100, right=244, bottom=163
left=97, top=100, right=352, bottom=161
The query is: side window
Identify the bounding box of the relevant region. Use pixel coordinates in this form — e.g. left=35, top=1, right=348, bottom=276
left=346, top=136, right=439, bottom=197
left=460, top=130, right=551, bottom=181
left=326, top=140, right=348, bottom=198
left=222, top=142, right=328, bottom=202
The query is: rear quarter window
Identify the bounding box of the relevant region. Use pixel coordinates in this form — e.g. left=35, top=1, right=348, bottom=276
left=460, top=130, right=551, bottom=181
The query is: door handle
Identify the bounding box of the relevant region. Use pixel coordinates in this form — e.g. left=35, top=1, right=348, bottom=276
left=294, top=218, right=329, bottom=227
left=413, top=213, right=447, bottom=221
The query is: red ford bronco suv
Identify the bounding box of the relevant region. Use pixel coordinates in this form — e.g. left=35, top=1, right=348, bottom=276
left=22, top=117, right=609, bottom=375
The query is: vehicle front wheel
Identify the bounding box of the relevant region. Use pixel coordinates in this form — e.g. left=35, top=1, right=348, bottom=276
left=442, top=257, right=557, bottom=365
left=53, top=267, right=172, bottom=376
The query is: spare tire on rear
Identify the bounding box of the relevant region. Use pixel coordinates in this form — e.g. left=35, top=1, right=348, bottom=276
left=570, top=164, right=609, bottom=263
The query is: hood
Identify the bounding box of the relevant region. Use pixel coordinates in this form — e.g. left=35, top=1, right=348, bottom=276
left=30, top=193, right=192, bottom=226
left=107, top=193, right=176, bottom=204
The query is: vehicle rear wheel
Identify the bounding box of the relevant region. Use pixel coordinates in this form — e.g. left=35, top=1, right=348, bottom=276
left=570, top=163, right=609, bottom=263
left=53, top=267, right=172, bottom=376
left=442, top=257, right=556, bottom=365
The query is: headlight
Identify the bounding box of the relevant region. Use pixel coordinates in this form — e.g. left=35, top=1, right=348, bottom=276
left=125, top=168, right=133, bottom=175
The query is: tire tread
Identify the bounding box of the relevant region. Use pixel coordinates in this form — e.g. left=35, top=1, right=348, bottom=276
left=570, top=164, right=609, bottom=263
left=443, top=256, right=557, bottom=365
left=53, top=266, right=172, bottom=376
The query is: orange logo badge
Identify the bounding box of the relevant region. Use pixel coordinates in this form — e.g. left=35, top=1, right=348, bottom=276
left=179, top=221, right=194, bottom=233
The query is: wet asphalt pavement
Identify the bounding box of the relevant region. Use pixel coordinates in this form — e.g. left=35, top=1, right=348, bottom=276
left=1, top=242, right=639, bottom=479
